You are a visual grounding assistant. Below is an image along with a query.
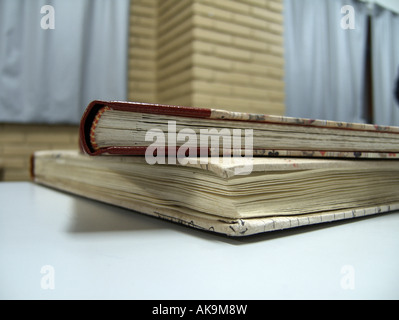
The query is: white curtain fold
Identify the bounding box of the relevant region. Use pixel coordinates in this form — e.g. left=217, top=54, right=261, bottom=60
left=0, top=0, right=129, bottom=124
left=284, top=0, right=399, bottom=126
left=371, top=5, right=399, bottom=126
left=359, top=0, right=399, bottom=15
left=284, top=0, right=369, bottom=123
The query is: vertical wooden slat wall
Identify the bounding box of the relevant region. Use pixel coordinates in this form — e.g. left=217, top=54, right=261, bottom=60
left=157, top=0, right=194, bottom=106
left=128, top=0, right=285, bottom=115
left=128, top=0, right=158, bottom=103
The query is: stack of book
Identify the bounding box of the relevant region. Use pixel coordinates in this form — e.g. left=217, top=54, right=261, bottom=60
left=31, top=100, right=399, bottom=236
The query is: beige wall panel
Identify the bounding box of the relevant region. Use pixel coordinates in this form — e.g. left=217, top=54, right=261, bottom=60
left=128, top=0, right=285, bottom=114
left=0, top=124, right=79, bottom=181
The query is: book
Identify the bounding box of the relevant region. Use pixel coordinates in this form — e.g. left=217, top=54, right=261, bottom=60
left=31, top=150, right=399, bottom=236
left=80, top=100, right=399, bottom=159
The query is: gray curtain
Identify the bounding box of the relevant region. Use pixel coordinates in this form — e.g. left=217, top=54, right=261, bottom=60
left=284, top=0, right=369, bottom=123
left=0, top=0, right=130, bottom=124
left=371, top=5, right=399, bottom=126
left=359, top=0, right=399, bottom=15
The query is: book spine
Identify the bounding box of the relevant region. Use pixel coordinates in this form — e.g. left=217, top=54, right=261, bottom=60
left=79, top=100, right=212, bottom=156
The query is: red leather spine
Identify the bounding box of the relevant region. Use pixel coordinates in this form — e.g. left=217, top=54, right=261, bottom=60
left=79, top=100, right=212, bottom=155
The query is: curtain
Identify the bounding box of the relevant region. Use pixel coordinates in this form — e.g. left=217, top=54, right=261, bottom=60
left=284, top=0, right=369, bottom=123
left=0, top=0, right=130, bottom=124
left=371, top=5, right=399, bottom=126
left=359, top=0, right=399, bottom=15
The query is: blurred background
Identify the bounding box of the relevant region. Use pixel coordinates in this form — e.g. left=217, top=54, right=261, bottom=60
left=0, top=0, right=398, bottom=181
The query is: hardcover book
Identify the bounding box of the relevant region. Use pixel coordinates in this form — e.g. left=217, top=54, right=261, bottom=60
left=31, top=150, right=399, bottom=236
left=80, top=100, right=399, bottom=159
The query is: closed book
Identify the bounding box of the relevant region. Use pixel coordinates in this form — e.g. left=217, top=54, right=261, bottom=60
left=32, top=150, right=399, bottom=236
left=79, top=100, right=399, bottom=159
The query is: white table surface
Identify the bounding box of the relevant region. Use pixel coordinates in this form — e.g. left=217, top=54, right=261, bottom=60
left=0, top=182, right=398, bottom=300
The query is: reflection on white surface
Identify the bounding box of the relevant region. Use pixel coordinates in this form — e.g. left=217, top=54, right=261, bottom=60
left=1, top=182, right=399, bottom=300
